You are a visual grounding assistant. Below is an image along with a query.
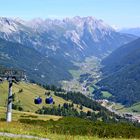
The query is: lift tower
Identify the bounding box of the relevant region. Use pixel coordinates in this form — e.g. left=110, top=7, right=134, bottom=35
left=0, top=68, right=26, bottom=122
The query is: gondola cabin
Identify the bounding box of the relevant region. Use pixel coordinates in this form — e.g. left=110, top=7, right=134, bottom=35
left=45, top=97, right=53, bottom=104
left=34, top=97, right=42, bottom=104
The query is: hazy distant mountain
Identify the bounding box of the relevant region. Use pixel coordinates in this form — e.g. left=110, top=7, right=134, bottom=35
left=0, top=17, right=137, bottom=84
left=97, top=38, right=140, bottom=106
left=120, top=27, right=140, bottom=37
left=0, top=38, right=76, bottom=84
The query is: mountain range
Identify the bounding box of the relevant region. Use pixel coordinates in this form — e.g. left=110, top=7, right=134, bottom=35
left=0, top=16, right=137, bottom=84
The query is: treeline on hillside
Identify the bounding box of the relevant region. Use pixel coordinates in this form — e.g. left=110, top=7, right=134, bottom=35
left=36, top=103, right=97, bottom=121
left=36, top=90, right=127, bottom=123
left=54, top=91, right=112, bottom=114
left=54, top=91, right=125, bottom=121
left=42, top=84, right=65, bottom=92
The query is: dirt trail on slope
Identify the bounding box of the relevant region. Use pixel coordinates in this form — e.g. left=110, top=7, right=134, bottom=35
left=0, top=132, right=49, bottom=140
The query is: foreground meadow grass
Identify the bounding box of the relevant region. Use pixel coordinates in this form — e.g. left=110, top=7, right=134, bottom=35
left=0, top=108, right=140, bottom=140
left=0, top=136, right=140, bottom=140
left=0, top=107, right=99, bottom=140
left=0, top=120, right=100, bottom=140
left=0, top=136, right=35, bottom=140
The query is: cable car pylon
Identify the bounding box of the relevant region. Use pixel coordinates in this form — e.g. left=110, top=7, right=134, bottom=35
left=0, top=69, right=26, bottom=122
left=6, top=77, right=13, bottom=122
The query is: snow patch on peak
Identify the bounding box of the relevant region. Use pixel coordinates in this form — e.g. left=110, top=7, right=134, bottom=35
left=0, top=17, right=19, bottom=33
left=65, top=30, right=84, bottom=50
left=65, top=30, right=80, bottom=40
left=14, top=17, right=27, bottom=25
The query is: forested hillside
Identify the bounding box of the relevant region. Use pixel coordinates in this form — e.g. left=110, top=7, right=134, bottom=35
left=0, top=38, right=75, bottom=84
left=97, top=38, right=140, bottom=106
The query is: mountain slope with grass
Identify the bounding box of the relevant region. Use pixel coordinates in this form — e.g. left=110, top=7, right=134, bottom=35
left=0, top=81, right=91, bottom=113
left=0, top=80, right=128, bottom=122
left=97, top=38, right=140, bottom=106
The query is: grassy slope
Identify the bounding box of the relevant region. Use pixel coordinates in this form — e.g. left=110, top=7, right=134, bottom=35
left=0, top=81, right=91, bottom=113
left=0, top=106, right=61, bottom=121
left=110, top=101, right=140, bottom=114
left=0, top=137, right=36, bottom=140
left=0, top=136, right=138, bottom=140
left=128, top=102, right=140, bottom=112
left=119, top=102, right=140, bottom=113
left=101, top=91, right=112, bottom=99
left=0, top=107, right=97, bottom=140
left=0, top=107, right=139, bottom=140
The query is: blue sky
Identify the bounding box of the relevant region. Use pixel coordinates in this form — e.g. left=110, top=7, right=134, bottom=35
left=0, top=0, right=140, bottom=28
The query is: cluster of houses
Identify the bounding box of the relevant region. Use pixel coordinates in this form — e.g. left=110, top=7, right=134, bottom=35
left=123, top=113, right=140, bottom=123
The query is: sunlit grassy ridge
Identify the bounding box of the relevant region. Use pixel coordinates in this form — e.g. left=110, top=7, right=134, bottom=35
left=0, top=106, right=61, bottom=121
left=0, top=81, right=68, bottom=112
left=0, top=81, right=91, bottom=113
